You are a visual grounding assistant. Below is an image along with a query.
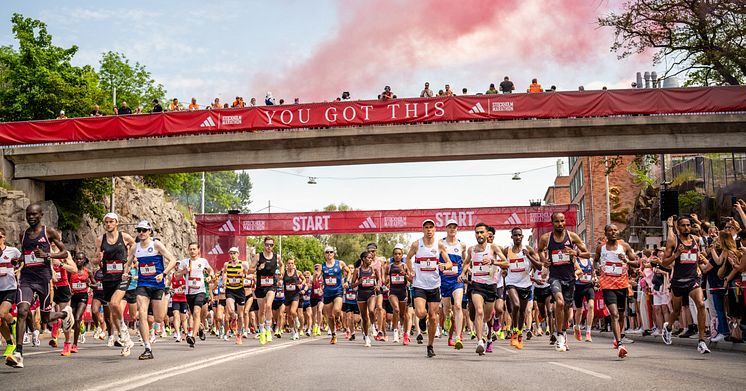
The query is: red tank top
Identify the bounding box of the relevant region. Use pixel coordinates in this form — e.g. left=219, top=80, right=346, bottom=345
left=53, top=263, right=70, bottom=288
left=69, top=269, right=89, bottom=294
left=171, top=276, right=187, bottom=302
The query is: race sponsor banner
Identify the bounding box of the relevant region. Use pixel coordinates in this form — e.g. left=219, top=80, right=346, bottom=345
left=1, top=86, right=745, bottom=145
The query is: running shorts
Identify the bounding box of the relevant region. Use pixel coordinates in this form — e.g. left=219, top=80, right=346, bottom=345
left=549, top=278, right=575, bottom=305
left=17, top=280, right=52, bottom=311
left=412, top=287, right=441, bottom=303
left=226, top=288, right=247, bottom=306
left=602, top=288, right=627, bottom=312
left=186, top=293, right=206, bottom=310
left=53, top=285, right=72, bottom=304
left=573, top=283, right=595, bottom=309
left=135, top=286, right=164, bottom=300
left=470, top=282, right=496, bottom=303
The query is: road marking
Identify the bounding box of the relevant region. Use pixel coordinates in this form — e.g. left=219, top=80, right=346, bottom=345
left=495, top=346, right=518, bottom=354
left=22, top=349, right=62, bottom=356
left=87, top=339, right=314, bottom=391
left=547, top=361, right=612, bottom=380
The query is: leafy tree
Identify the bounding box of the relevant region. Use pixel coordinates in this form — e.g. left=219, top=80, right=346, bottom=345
left=145, top=171, right=252, bottom=213
left=0, top=13, right=107, bottom=121
left=679, top=190, right=705, bottom=214
left=49, top=178, right=112, bottom=230
left=98, top=51, right=166, bottom=112
left=599, top=1, right=745, bottom=85
left=245, top=235, right=322, bottom=272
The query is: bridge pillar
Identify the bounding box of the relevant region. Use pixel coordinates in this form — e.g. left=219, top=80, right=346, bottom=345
left=1, top=150, right=45, bottom=202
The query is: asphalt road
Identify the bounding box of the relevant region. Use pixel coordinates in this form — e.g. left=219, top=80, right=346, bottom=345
left=3, top=330, right=745, bottom=391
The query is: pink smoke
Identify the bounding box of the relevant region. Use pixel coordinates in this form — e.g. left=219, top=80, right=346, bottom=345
left=253, top=0, right=614, bottom=102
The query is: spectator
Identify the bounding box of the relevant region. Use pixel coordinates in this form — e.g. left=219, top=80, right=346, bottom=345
left=294, top=98, right=300, bottom=104
left=151, top=99, right=163, bottom=113
left=578, top=86, right=585, bottom=91
left=118, top=101, right=132, bottom=115
left=169, top=98, right=181, bottom=111
left=437, top=89, right=445, bottom=96
left=249, top=97, right=257, bottom=106
left=278, top=99, right=285, bottom=105
left=486, top=83, right=498, bottom=94
left=112, top=106, right=118, bottom=115
left=380, top=86, right=394, bottom=100
left=232, top=96, right=241, bottom=108
left=223, top=103, right=229, bottom=108
left=499, top=76, right=515, bottom=94
left=444, top=84, right=453, bottom=96
left=90, top=105, right=103, bottom=117
left=341, top=91, right=351, bottom=100
left=602, top=86, right=608, bottom=91
left=461, top=88, right=468, bottom=95
left=420, top=82, right=433, bottom=98
left=188, top=98, right=200, bottom=111
left=212, top=98, right=221, bottom=109
left=265, top=92, right=275, bottom=105
left=528, top=78, right=543, bottom=93
left=135, top=107, right=143, bottom=114
left=548, top=85, right=557, bottom=92
left=57, top=110, right=67, bottom=119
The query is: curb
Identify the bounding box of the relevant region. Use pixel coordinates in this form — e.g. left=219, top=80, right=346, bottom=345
left=590, top=330, right=746, bottom=353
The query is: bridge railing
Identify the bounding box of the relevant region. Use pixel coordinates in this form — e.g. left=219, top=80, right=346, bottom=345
left=1, top=86, right=745, bottom=147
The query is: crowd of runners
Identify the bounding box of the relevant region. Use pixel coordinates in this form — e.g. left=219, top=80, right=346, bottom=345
left=2, top=202, right=746, bottom=368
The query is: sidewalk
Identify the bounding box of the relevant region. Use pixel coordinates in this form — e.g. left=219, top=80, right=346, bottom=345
left=591, top=329, right=746, bottom=353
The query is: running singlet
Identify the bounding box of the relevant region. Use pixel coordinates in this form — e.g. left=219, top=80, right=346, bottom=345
left=576, top=258, right=594, bottom=285
left=100, top=232, right=127, bottom=281
left=470, top=245, right=496, bottom=285
left=599, top=244, right=627, bottom=289
left=69, top=269, right=89, bottom=294
left=413, top=239, right=440, bottom=290
left=344, top=286, right=357, bottom=304
left=179, top=257, right=209, bottom=295
left=311, top=275, right=323, bottom=299
left=93, top=269, right=104, bottom=293
left=274, top=280, right=285, bottom=301
left=440, top=239, right=462, bottom=279
left=135, top=241, right=165, bottom=289
left=505, top=246, right=531, bottom=288
left=284, top=271, right=299, bottom=293
left=322, top=260, right=344, bottom=297
left=531, top=267, right=549, bottom=288
left=225, top=262, right=244, bottom=290
left=21, top=226, right=52, bottom=283
left=171, top=275, right=187, bottom=302
left=358, top=267, right=376, bottom=293
left=257, top=252, right=278, bottom=288
left=547, top=231, right=575, bottom=282
left=672, top=236, right=700, bottom=285
left=301, top=284, right=311, bottom=302
left=53, top=263, right=70, bottom=288
left=0, top=245, right=21, bottom=291
left=389, top=262, right=407, bottom=288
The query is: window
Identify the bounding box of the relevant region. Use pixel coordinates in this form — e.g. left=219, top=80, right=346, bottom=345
left=577, top=197, right=585, bottom=224
left=569, top=156, right=577, bottom=169
left=570, top=163, right=584, bottom=200
left=580, top=229, right=587, bottom=245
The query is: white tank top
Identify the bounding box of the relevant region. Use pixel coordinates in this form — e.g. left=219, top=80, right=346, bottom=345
left=471, top=245, right=496, bottom=285
left=413, top=239, right=440, bottom=290
left=505, top=246, right=531, bottom=288
left=600, top=244, right=626, bottom=277
left=531, top=267, right=549, bottom=288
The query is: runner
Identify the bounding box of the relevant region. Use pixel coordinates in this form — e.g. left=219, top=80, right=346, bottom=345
left=6, top=203, right=73, bottom=368
left=301, top=271, right=313, bottom=336
left=351, top=250, right=381, bottom=347
left=342, top=266, right=359, bottom=340
left=168, top=268, right=188, bottom=343
left=366, top=243, right=387, bottom=342
left=310, top=264, right=324, bottom=336
left=460, top=223, right=507, bottom=356
left=51, top=248, right=77, bottom=355
left=223, top=247, right=249, bottom=345
left=177, top=242, right=213, bottom=348
left=572, top=246, right=596, bottom=344
left=94, top=212, right=136, bottom=355
left=249, top=237, right=281, bottom=345
left=532, top=264, right=553, bottom=340
left=242, top=270, right=255, bottom=338
left=127, top=220, right=178, bottom=360
left=384, top=244, right=411, bottom=345
left=69, top=251, right=94, bottom=353
left=595, top=224, right=639, bottom=358
left=503, top=227, right=542, bottom=350
left=283, top=257, right=305, bottom=340
left=439, top=219, right=466, bottom=350
left=321, top=246, right=349, bottom=344
left=91, top=267, right=107, bottom=341
left=661, top=216, right=711, bottom=354
left=406, top=218, right=453, bottom=358
left=537, top=212, right=590, bottom=352
left=271, top=268, right=285, bottom=338
left=0, top=227, right=21, bottom=359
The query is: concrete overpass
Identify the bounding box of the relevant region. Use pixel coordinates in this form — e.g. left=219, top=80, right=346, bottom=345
left=3, top=112, right=746, bottom=200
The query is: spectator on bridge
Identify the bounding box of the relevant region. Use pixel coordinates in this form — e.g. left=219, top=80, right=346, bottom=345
left=437, top=89, right=445, bottom=96
left=420, top=82, right=433, bottom=98
left=249, top=97, right=257, bottom=106
left=90, top=105, right=103, bottom=117
left=578, top=86, right=585, bottom=91
left=212, top=98, right=221, bottom=109
left=188, top=97, right=200, bottom=111
left=528, top=78, right=543, bottom=93
left=499, top=76, right=515, bottom=94
left=461, top=88, right=468, bottom=95
left=232, top=96, right=245, bottom=108
left=294, top=98, right=300, bottom=104
left=265, top=92, right=275, bottom=105
left=169, top=98, right=182, bottom=111
left=486, top=83, right=498, bottom=94
left=118, top=101, right=132, bottom=115
left=112, top=106, right=118, bottom=115
left=341, top=91, right=351, bottom=100
left=380, top=86, right=394, bottom=100
left=548, top=85, right=557, bottom=92
left=134, top=107, right=143, bottom=114
left=151, top=99, right=163, bottom=113
left=444, top=84, right=454, bottom=96
left=223, top=103, right=229, bottom=108
left=57, top=110, right=67, bottom=119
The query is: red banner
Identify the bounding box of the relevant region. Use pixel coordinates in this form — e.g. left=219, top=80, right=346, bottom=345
left=1, top=86, right=745, bottom=146
left=197, top=205, right=576, bottom=267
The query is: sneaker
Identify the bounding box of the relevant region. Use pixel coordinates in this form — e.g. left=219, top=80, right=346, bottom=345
left=107, top=335, right=115, bottom=347
left=402, top=333, right=409, bottom=346
left=454, top=338, right=463, bottom=350
left=476, top=340, right=485, bottom=355
left=198, top=329, right=206, bottom=341
left=620, top=336, right=634, bottom=344
left=114, top=339, right=124, bottom=347
left=330, top=335, right=337, bottom=345
left=574, top=325, right=582, bottom=341
left=79, top=333, right=86, bottom=344
left=32, top=331, right=40, bottom=347
left=236, top=335, right=242, bottom=345
left=260, top=330, right=267, bottom=346
left=549, top=333, right=557, bottom=345
left=61, top=342, right=71, bottom=356
left=3, top=343, right=14, bottom=357
left=375, top=331, right=383, bottom=341
left=427, top=345, right=436, bottom=358
left=448, top=338, right=455, bottom=347
left=485, top=340, right=493, bottom=353
left=416, top=333, right=423, bottom=344
left=515, top=334, right=524, bottom=350
left=662, top=323, right=673, bottom=345
left=470, top=331, right=476, bottom=340
left=510, top=333, right=517, bottom=347
left=49, top=338, right=58, bottom=348
left=70, top=344, right=78, bottom=353
left=585, top=330, right=592, bottom=342
left=5, top=352, right=23, bottom=368
left=393, top=329, right=400, bottom=343
left=187, top=335, right=195, bottom=348
left=138, top=348, right=153, bottom=360
left=526, top=330, right=533, bottom=341
left=444, top=316, right=452, bottom=333
left=711, top=333, right=726, bottom=343
left=651, top=329, right=661, bottom=337
left=62, top=307, right=74, bottom=332
left=22, top=334, right=29, bottom=345
left=121, top=338, right=134, bottom=357
left=267, top=332, right=273, bottom=342
left=175, top=334, right=182, bottom=343
left=697, top=340, right=711, bottom=354
left=364, top=336, right=371, bottom=347
left=350, top=333, right=356, bottom=341
left=680, top=326, right=697, bottom=339
left=556, top=333, right=567, bottom=352
left=618, top=344, right=628, bottom=358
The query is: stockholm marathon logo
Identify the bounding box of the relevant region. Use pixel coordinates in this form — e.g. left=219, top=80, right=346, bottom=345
left=468, top=101, right=515, bottom=114
left=200, top=115, right=242, bottom=128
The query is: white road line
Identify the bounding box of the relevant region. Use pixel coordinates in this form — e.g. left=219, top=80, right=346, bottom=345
left=495, top=346, right=519, bottom=354
left=22, top=349, right=62, bottom=356
left=547, top=361, right=612, bottom=380
left=87, top=339, right=313, bottom=391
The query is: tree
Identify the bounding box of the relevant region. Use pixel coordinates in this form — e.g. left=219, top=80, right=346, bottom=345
left=98, top=51, right=166, bottom=112
left=599, top=1, right=746, bottom=85
left=245, top=235, right=323, bottom=272
left=145, top=171, right=253, bottom=213
left=0, top=13, right=107, bottom=121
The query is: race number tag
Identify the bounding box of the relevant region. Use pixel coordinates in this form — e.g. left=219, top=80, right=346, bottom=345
left=509, top=257, right=527, bottom=273
left=420, top=259, right=437, bottom=272
left=443, top=265, right=459, bottom=276
left=362, top=278, right=375, bottom=287
left=275, top=290, right=285, bottom=299
left=23, top=251, right=43, bottom=267
left=324, top=276, right=338, bottom=286
left=95, top=282, right=103, bottom=290
left=473, top=265, right=490, bottom=276
left=345, top=292, right=357, bottom=301
left=579, top=273, right=593, bottom=283
left=139, top=263, right=156, bottom=276
left=105, top=260, right=124, bottom=274
left=188, top=278, right=202, bottom=289
left=260, top=277, right=274, bottom=287
left=603, top=263, right=623, bottom=277
left=173, top=287, right=185, bottom=294
left=228, top=277, right=242, bottom=285
left=313, top=288, right=323, bottom=296
left=391, top=274, right=405, bottom=284
left=0, top=267, right=13, bottom=276
left=54, top=271, right=61, bottom=280
left=286, top=284, right=296, bottom=291
left=551, top=250, right=570, bottom=265
left=680, top=251, right=697, bottom=264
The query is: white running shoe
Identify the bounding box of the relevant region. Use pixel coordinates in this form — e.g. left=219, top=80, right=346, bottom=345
left=150, top=333, right=157, bottom=345
left=711, top=333, right=726, bottom=343
left=23, top=333, right=30, bottom=345
left=364, top=335, right=371, bottom=347
left=651, top=329, right=661, bottom=337
left=697, top=340, right=711, bottom=354
left=32, top=330, right=40, bottom=347
left=107, top=335, right=115, bottom=347
left=621, top=337, right=634, bottom=344
left=79, top=333, right=86, bottom=344
left=393, top=329, right=400, bottom=343
left=556, top=333, right=567, bottom=352
left=662, top=322, right=672, bottom=345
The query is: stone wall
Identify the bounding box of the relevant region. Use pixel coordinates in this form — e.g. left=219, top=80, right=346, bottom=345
left=0, top=188, right=57, bottom=245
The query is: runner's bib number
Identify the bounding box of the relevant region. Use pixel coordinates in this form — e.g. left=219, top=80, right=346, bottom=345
left=324, top=276, right=338, bottom=286
left=105, top=260, right=124, bottom=274
left=680, top=251, right=697, bottom=264
left=139, top=263, right=157, bottom=276
left=95, top=282, right=103, bottom=290
left=578, top=273, right=593, bottom=283
left=443, top=265, right=459, bottom=276
left=23, top=251, right=43, bottom=267
left=345, top=292, right=357, bottom=301
left=551, top=250, right=570, bottom=265
left=275, top=291, right=285, bottom=299
left=54, top=271, right=61, bottom=280
left=362, top=278, right=375, bottom=287
left=473, top=265, right=491, bottom=277
left=0, top=267, right=13, bottom=276
left=188, top=278, right=202, bottom=289
left=173, top=287, right=185, bottom=294
left=72, top=282, right=87, bottom=290
left=391, top=274, right=405, bottom=284
left=419, top=259, right=437, bottom=272
left=313, top=288, right=323, bottom=296
left=603, top=263, right=624, bottom=277
left=286, top=284, right=296, bottom=291
left=228, top=277, right=242, bottom=285
left=509, top=257, right=527, bottom=273
left=260, top=277, right=274, bottom=287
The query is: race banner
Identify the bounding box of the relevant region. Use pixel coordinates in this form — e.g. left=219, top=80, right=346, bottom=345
left=1, top=86, right=745, bottom=145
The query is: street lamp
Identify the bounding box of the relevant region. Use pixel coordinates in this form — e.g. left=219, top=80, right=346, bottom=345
left=628, top=232, right=640, bottom=245
left=307, top=177, right=317, bottom=185
left=512, top=173, right=521, bottom=180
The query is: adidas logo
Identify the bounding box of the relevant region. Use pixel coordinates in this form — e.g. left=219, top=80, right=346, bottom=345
left=503, top=212, right=522, bottom=225
left=358, top=217, right=376, bottom=229
left=469, top=102, right=486, bottom=114
left=200, top=117, right=216, bottom=127
left=207, top=243, right=224, bottom=255
left=218, top=220, right=236, bottom=232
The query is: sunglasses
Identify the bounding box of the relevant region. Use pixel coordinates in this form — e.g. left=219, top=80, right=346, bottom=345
left=265, top=243, right=274, bottom=247
left=325, top=251, right=334, bottom=254
left=136, top=228, right=149, bottom=233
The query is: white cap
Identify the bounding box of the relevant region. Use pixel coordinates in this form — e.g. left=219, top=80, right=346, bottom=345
left=422, top=218, right=435, bottom=226
left=103, top=212, right=119, bottom=221
left=228, top=247, right=239, bottom=253
left=445, top=218, right=458, bottom=227
left=324, top=246, right=335, bottom=253
left=135, top=220, right=152, bottom=230
left=393, top=243, right=404, bottom=250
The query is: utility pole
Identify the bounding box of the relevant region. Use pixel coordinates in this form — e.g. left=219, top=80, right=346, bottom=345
left=200, top=172, right=205, bottom=214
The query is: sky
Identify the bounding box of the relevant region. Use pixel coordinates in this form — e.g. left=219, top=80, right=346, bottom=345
left=1, top=1, right=655, bottom=243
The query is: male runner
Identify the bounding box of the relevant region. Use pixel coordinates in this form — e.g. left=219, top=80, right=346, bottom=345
left=406, top=218, right=453, bottom=358
left=503, top=227, right=542, bottom=350
left=661, top=216, right=711, bottom=354
left=537, top=212, right=590, bottom=352
left=366, top=243, right=387, bottom=341
left=321, top=246, right=349, bottom=344
left=486, top=226, right=507, bottom=349
left=595, top=224, right=639, bottom=358
left=439, top=219, right=466, bottom=349
left=51, top=250, right=76, bottom=355
left=460, top=223, right=508, bottom=355
left=223, top=247, right=249, bottom=345
left=94, top=212, right=136, bottom=356
left=0, top=227, right=21, bottom=359
left=127, top=220, right=177, bottom=360
left=6, top=203, right=73, bottom=368
left=250, top=237, right=281, bottom=345
left=573, top=244, right=596, bottom=343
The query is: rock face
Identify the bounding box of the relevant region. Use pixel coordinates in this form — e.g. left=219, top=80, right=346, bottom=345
left=64, top=176, right=196, bottom=259
left=0, top=188, right=58, bottom=246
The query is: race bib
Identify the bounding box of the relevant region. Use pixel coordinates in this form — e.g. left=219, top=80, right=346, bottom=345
left=579, top=273, right=593, bottom=283
left=173, top=286, right=185, bottom=294
left=72, top=282, right=87, bottom=290
left=345, top=292, right=357, bottom=301
left=105, top=260, right=124, bottom=274
left=473, top=265, right=491, bottom=276
left=54, top=271, right=61, bottom=280
left=324, top=276, right=338, bottom=286
left=443, top=265, right=459, bottom=276
left=680, top=251, right=697, bottom=264
left=302, top=293, right=311, bottom=301
left=188, top=278, right=202, bottom=289
left=603, top=263, right=623, bottom=277
left=260, top=277, right=274, bottom=287
left=243, top=278, right=251, bottom=286
left=551, top=250, right=570, bottom=265
left=228, top=277, right=242, bottom=285
left=0, top=267, right=13, bottom=276
left=313, top=288, right=323, bottom=296
left=362, top=278, right=375, bottom=287
left=95, top=282, right=103, bottom=290
left=286, top=284, right=296, bottom=291
left=23, top=251, right=43, bottom=267
left=509, top=257, right=527, bottom=273
left=139, top=263, right=157, bottom=276
left=419, top=259, right=437, bottom=272
left=275, top=291, right=285, bottom=299
left=391, top=274, right=405, bottom=284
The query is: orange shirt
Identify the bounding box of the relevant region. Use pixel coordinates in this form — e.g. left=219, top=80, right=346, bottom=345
left=188, top=103, right=200, bottom=111
left=529, top=83, right=543, bottom=93
left=598, top=243, right=629, bottom=290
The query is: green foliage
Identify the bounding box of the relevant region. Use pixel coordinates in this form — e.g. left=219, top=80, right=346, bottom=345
left=144, top=171, right=252, bottom=213
left=0, top=13, right=107, bottom=121
left=98, top=51, right=166, bottom=111
left=627, top=155, right=658, bottom=187
left=678, top=190, right=704, bottom=214
left=49, top=178, right=111, bottom=230
left=670, top=169, right=696, bottom=187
